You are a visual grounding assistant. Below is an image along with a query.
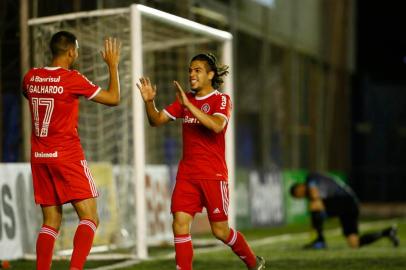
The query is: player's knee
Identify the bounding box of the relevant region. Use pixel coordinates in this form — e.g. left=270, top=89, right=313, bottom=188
left=172, top=220, right=190, bottom=234
left=43, top=219, right=62, bottom=231
left=80, top=214, right=99, bottom=227
left=211, top=225, right=229, bottom=241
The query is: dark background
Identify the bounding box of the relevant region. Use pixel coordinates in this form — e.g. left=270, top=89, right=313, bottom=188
left=353, top=1, right=406, bottom=201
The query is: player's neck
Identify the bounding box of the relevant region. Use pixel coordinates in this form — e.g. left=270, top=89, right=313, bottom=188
left=50, top=57, right=71, bottom=70
left=195, top=86, right=215, bottom=97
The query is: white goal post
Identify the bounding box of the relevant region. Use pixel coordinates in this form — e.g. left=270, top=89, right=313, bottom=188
left=28, top=4, right=234, bottom=259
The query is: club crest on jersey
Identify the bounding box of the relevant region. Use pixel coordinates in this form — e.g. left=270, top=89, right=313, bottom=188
left=201, top=103, right=210, bottom=113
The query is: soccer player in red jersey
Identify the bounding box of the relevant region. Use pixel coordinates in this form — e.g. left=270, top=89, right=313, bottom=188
left=22, top=31, right=121, bottom=270
left=137, top=53, right=265, bottom=270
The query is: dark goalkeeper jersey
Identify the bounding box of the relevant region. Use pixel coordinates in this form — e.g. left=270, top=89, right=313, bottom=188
left=305, top=172, right=359, bottom=215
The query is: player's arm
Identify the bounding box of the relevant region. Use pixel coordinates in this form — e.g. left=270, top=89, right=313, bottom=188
left=307, top=184, right=327, bottom=234
left=22, top=73, right=30, bottom=100
left=22, top=88, right=28, bottom=99
left=92, top=37, right=121, bottom=106
left=137, top=77, right=171, bottom=127
left=308, top=186, right=326, bottom=212
left=173, top=81, right=227, bottom=133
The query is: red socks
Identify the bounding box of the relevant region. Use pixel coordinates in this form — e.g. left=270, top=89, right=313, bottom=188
left=36, top=220, right=97, bottom=270
left=174, top=234, right=193, bottom=270
left=173, top=230, right=255, bottom=269
left=69, top=219, right=97, bottom=270
left=36, top=225, right=58, bottom=270
left=225, top=228, right=257, bottom=268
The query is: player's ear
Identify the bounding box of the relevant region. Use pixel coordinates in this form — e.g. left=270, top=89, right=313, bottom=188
left=67, top=47, right=73, bottom=57
left=67, top=45, right=76, bottom=58
left=208, top=70, right=215, bottom=80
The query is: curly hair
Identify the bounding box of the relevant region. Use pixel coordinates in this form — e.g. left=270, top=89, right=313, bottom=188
left=191, top=53, right=229, bottom=89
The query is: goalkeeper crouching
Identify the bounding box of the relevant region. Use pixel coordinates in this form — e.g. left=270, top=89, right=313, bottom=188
left=290, top=172, right=399, bottom=249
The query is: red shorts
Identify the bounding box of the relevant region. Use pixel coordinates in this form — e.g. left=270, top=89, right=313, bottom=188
left=171, top=179, right=229, bottom=222
left=31, top=160, right=98, bottom=205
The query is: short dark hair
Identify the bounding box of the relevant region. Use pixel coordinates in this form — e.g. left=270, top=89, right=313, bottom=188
left=191, top=53, right=229, bottom=89
left=49, top=31, right=77, bottom=57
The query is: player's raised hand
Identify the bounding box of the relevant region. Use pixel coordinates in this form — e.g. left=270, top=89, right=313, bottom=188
left=173, top=81, right=190, bottom=107
left=101, top=37, right=121, bottom=68
left=137, top=77, right=157, bottom=102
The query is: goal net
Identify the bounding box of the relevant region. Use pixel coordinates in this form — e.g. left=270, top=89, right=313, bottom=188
left=28, top=4, right=234, bottom=259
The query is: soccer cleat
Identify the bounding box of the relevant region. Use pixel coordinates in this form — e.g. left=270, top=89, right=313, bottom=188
left=387, top=225, right=400, bottom=247
left=248, top=256, right=266, bottom=270
left=303, top=239, right=327, bottom=250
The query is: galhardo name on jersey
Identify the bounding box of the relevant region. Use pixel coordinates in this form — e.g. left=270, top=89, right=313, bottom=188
left=27, top=76, right=64, bottom=94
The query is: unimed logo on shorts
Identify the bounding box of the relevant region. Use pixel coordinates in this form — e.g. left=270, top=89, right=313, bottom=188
left=34, top=151, right=58, bottom=158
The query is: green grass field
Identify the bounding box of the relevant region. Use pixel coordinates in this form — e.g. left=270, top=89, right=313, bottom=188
left=6, top=218, right=406, bottom=270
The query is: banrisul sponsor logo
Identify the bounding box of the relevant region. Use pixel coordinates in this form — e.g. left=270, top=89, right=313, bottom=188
left=33, top=76, right=61, bottom=83
left=183, top=115, right=200, bottom=124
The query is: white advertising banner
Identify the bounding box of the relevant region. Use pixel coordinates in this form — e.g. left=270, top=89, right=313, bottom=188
left=0, top=163, right=41, bottom=260
left=249, top=170, right=284, bottom=226
left=0, top=163, right=124, bottom=259
left=145, top=165, right=173, bottom=244
left=0, top=163, right=179, bottom=259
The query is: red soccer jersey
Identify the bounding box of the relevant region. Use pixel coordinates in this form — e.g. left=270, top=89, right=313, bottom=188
left=22, top=67, right=101, bottom=163
left=164, top=90, right=232, bottom=181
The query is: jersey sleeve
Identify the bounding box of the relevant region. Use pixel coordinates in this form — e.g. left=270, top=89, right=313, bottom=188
left=212, top=94, right=232, bottom=122
left=163, top=99, right=183, bottom=120
left=70, top=71, right=101, bottom=99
